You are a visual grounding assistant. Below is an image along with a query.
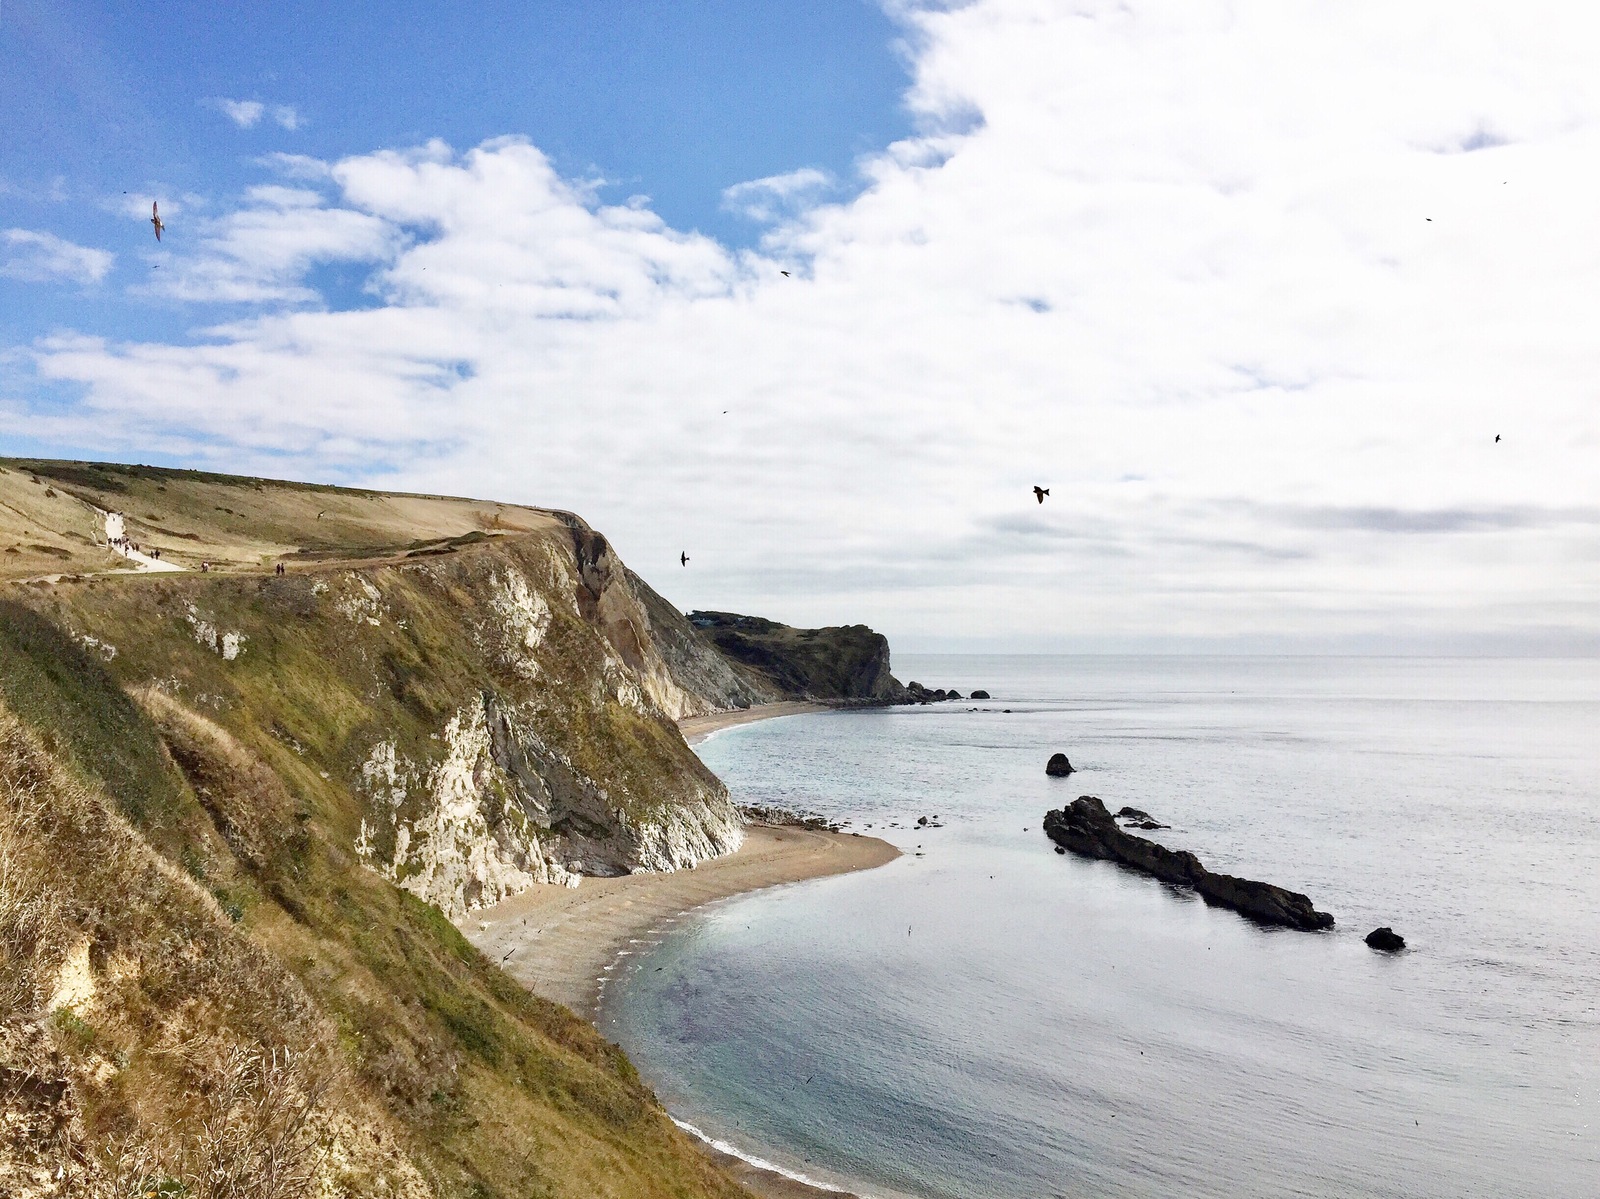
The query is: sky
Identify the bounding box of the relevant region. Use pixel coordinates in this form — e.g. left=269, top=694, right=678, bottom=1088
left=2, top=0, right=1597, bottom=653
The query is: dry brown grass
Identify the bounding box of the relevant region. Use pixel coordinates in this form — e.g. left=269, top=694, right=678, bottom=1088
left=135, top=687, right=300, bottom=875
left=0, top=458, right=562, bottom=580
left=0, top=703, right=422, bottom=1198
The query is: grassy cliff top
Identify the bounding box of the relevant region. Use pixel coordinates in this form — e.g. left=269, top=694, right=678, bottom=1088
left=0, top=458, right=565, bottom=581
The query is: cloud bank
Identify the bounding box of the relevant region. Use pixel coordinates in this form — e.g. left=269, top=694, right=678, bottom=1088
left=2, top=229, right=113, bottom=285
left=15, top=0, right=1600, bottom=649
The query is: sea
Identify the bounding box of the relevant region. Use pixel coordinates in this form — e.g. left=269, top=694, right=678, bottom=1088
left=600, top=656, right=1600, bottom=1199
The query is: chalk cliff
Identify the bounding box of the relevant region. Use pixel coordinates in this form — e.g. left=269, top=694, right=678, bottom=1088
left=3, top=462, right=773, bottom=920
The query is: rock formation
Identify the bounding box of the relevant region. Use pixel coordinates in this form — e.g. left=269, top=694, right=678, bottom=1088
left=10, top=480, right=769, bottom=919
left=1046, top=752, right=1075, bottom=776
left=687, top=609, right=907, bottom=702
left=1365, top=926, right=1406, bottom=952
left=1043, top=796, right=1334, bottom=931
left=970, top=689, right=990, bottom=699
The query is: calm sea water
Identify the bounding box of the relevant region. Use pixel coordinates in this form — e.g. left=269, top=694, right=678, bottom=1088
left=602, top=657, right=1600, bottom=1199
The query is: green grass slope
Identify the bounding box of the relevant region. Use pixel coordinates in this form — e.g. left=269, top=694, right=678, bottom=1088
left=0, top=594, right=751, bottom=1196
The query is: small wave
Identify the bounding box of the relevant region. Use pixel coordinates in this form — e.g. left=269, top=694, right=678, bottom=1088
left=671, top=1117, right=869, bottom=1196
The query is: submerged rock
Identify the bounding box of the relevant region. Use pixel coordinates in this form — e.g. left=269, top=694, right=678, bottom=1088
left=1116, top=806, right=1152, bottom=821
left=1365, top=926, right=1406, bottom=952
left=1043, top=796, right=1334, bottom=931
left=1046, top=753, right=1075, bottom=777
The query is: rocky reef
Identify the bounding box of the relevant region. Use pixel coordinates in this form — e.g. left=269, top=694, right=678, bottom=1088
left=901, top=680, right=961, bottom=704
left=1044, top=796, right=1334, bottom=931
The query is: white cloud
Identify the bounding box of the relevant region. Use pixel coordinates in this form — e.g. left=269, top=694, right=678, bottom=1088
left=1, top=229, right=113, bottom=285
left=141, top=183, right=398, bottom=303
left=722, top=167, right=835, bottom=222
left=213, top=98, right=265, bottom=128
left=258, top=153, right=333, bottom=181
left=22, top=0, right=1600, bottom=648
left=208, top=98, right=301, bottom=131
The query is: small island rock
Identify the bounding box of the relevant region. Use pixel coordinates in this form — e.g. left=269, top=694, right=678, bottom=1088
left=970, top=690, right=990, bottom=699
left=1365, top=927, right=1406, bottom=952
left=1046, top=753, right=1075, bottom=777
left=1043, top=796, right=1334, bottom=931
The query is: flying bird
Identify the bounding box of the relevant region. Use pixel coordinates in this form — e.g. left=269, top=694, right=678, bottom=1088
left=1033, top=486, right=1049, bottom=504
left=1494, top=434, right=1501, bottom=443
left=780, top=270, right=790, bottom=277
left=151, top=202, right=164, bottom=242
left=680, top=552, right=689, bottom=566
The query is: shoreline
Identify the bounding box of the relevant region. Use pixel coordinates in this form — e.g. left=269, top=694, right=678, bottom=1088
left=461, top=825, right=897, bottom=1199
left=462, top=699, right=896, bottom=1199
left=461, top=824, right=897, bottom=1020
left=678, top=700, right=831, bottom=746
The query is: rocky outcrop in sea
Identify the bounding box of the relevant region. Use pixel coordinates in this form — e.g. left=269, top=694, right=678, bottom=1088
left=1365, top=927, right=1406, bottom=952
left=1043, top=795, right=1334, bottom=931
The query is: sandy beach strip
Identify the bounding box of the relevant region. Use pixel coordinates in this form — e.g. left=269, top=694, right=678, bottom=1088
left=678, top=700, right=831, bottom=746
left=461, top=824, right=898, bottom=1020
left=462, top=825, right=896, bottom=1199
left=463, top=702, right=892, bottom=1199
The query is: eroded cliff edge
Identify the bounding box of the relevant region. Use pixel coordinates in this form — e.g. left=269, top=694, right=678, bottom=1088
left=686, top=610, right=905, bottom=703
left=10, top=492, right=773, bottom=920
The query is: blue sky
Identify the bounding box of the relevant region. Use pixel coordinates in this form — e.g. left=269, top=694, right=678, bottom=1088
left=2, top=1, right=1597, bottom=651
left=2, top=0, right=910, bottom=344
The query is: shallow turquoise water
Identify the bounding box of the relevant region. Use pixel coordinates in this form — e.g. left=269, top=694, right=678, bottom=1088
left=602, top=657, right=1600, bottom=1198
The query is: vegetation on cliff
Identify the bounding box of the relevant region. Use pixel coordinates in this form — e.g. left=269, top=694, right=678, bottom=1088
left=0, top=462, right=760, bottom=1197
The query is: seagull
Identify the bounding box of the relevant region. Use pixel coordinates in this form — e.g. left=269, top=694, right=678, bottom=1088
left=151, top=201, right=164, bottom=242
left=680, top=551, right=689, bottom=566
left=1494, top=434, right=1501, bottom=443
left=1033, top=486, right=1049, bottom=504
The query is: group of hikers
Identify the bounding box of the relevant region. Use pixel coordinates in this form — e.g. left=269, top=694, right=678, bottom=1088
left=103, top=512, right=292, bottom=576
left=107, top=533, right=161, bottom=561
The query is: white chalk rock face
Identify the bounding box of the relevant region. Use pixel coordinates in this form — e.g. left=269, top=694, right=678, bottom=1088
left=356, top=688, right=745, bottom=917
left=345, top=520, right=759, bottom=918
left=629, top=795, right=746, bottom=873
left=355, top=705, right=579, bottom=917
left=184, top=602, right=246, bottom=660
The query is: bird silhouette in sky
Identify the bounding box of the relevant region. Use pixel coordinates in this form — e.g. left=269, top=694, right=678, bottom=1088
left=1494, top=434, right=1501, bottom=443
left=680, top=552, right=689, bottom=566
left=1033, top=486, right=1049, bottom=504
left=151, top=202, right=164, bottom=242
left=780, top=270, right=790, bottom=277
